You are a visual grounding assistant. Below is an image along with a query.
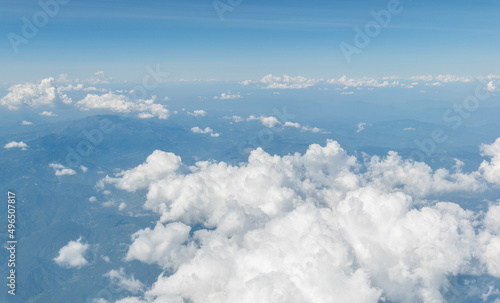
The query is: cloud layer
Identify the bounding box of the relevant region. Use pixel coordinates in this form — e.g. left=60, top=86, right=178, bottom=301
left=99, top=138, right=500, bottom=303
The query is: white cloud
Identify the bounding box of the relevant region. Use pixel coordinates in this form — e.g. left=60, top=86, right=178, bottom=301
left=89, top=71, right=112, bottom=84
left=21, top=120, right=32, bottom=125
left=284, top=122, right=301, bottom=128
left=213, top=91, right=242, bottom=100
left=410, top=74, right=472, bottom=83
left=104, top=268, right=145, bottom=294
left=126, top=222, right=196, bottom=269
left=234, top=117, right=320, bottom=132
left=99, top=150, right=182, bottom=192
left=54, top=237, right=89, bottom=268
left=233, top=115, right=282, bottom=128
left=260, top=74, right=317, bottom=89
left=115, top=298, right=147, bottom=303
left=76, top=92, right=169, bottom=119
left=190, top=126, right=220, bottom=137
left=230, top=115, right=244, bottom=122
left=247, top=115, right=281, bottom=128
left=40, top=111, right=58, bottom=117
left=56, top=74, right=73, bottom=83
left=191, top=126, right=214, bottom=134
left=80, top=165, right=88, bottom=173
left=479, top=138, right=500, bottom=185
left=187, top=110, right=207, bottom=117
left=404, top=127, right=416, bottom=131
left=57, top=83, right=106, bottom=93
left=486, top=81, right=499, bottom=92
left=400, top=84, right=414, bottom=88
left=328, top=75, right=398, bottom=88
left=50, top=163, right=77, bottom=176
left=4, top=141, right=28, bottom=150
left=341, top=91, right=354, bottom=95
left=101, top=138, right=500, bottom=303
left=301, top=126, right=321, bottom=133
left=356, top=122, right=367, bottom=133
left=239, top=79, right=253, bottom=85
left=0, top=78, right=72, bottom=110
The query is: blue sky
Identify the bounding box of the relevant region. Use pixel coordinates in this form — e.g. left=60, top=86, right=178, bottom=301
left=1, top=0, right=499, bottom=82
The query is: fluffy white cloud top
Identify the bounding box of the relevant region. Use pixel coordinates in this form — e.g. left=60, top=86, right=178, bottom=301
left=76, top=92, right=169, bottom=120
left=4, top=141, right=29, bottom=150
left=126, top=222, right=197, bottom=269
left=0, top=78, right=72, bottom=110
left=100, top=138, right=500, bottom=303
left=104, top=268, right=145, bottom=294
left=54, top=237, right=89, bottom=268
left=480, top=138, right=500, bottom=184
left=49, top=163, right=77, bottom=176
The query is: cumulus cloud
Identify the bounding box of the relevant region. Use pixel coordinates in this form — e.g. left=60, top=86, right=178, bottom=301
left=104, top=268, right=145, bottom=294
left=284, top=121, right=301, bottom=128
left=260, top=74, right=317, bottom=89
left=191, top=126, right=214, bottom=134
left=301, top=125, right=321, bottom=133
left=21, top=120, right=32, bottom=125
left=99, top=150, right=182, bottom=192
left=40, top=111, right=58, bottom=117
left=479, top=138, right=500, bottom=185
left=232, top=115, right=281, bottom=128
left=0, top=78, right=72, bottom=110
left=126, top=222, right=196, bottom=269
left=213, top=91, right=242, bottom=100
left=76, top=92, right=169, bottom=119
left=4, top=141, right=28, bottom=150
left=50, top=163, right=77, bottom=176
left=246, top=115, right=281, bottom=128
left=187, top=110, right=207, bottom=117
left=98, top=138, right=500, bottom=303
left=54, top=237, right=89, bottom=268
